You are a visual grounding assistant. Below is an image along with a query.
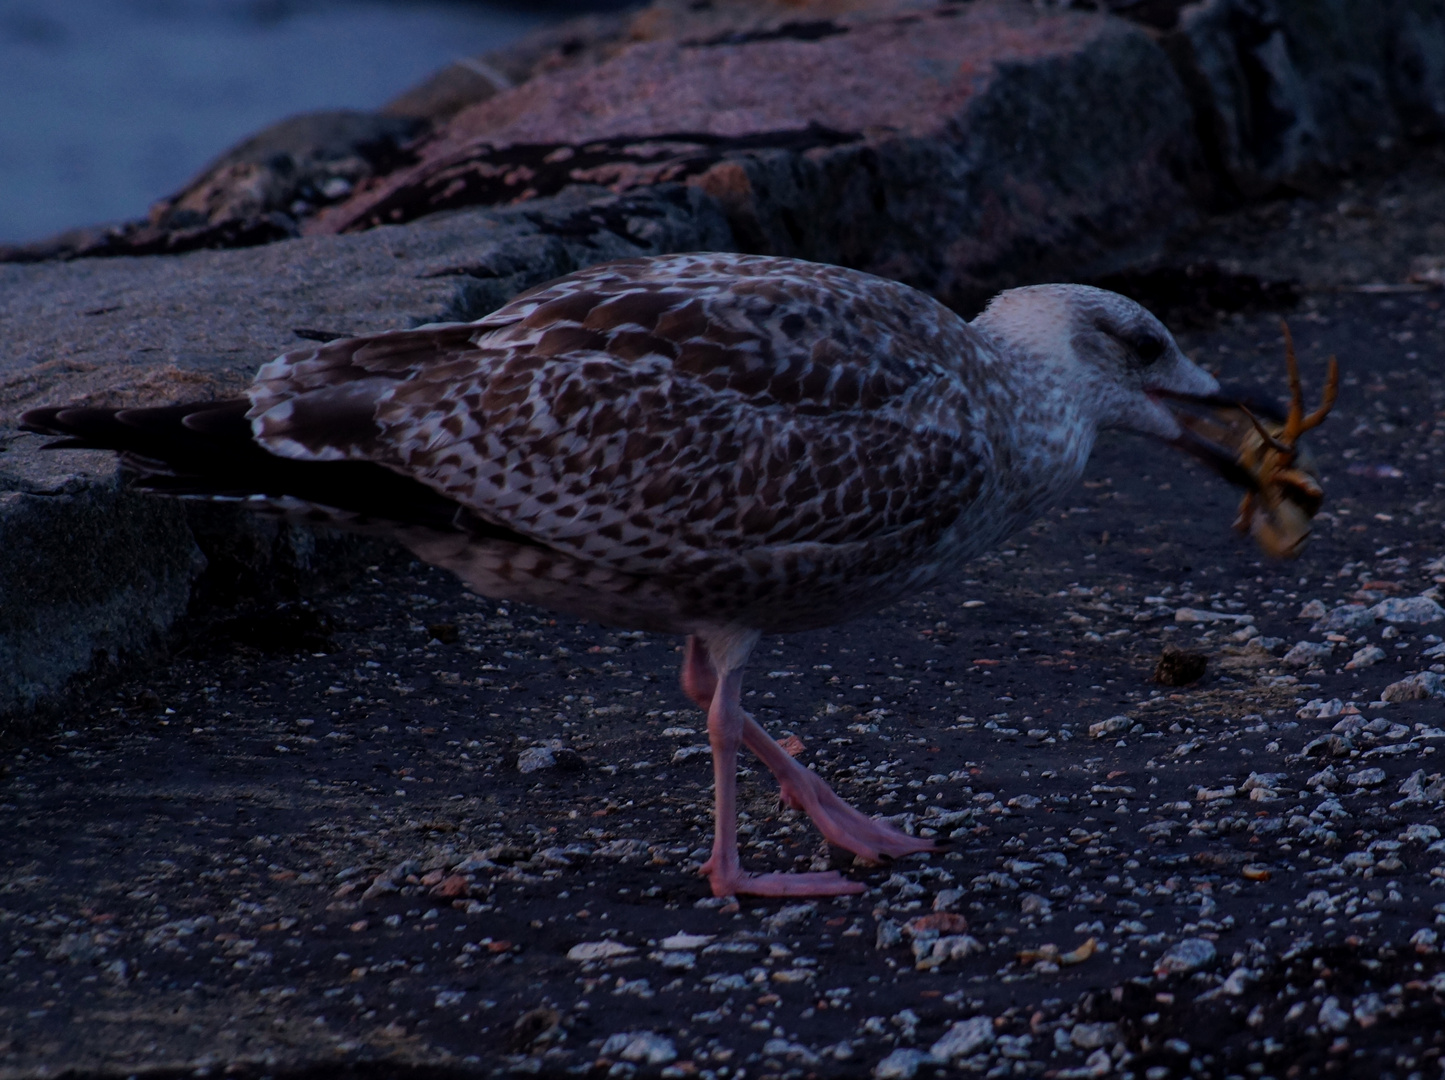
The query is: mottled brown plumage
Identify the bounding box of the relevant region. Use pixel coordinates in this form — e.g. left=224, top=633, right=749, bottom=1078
left=23, top=251, right=1224, bottom=897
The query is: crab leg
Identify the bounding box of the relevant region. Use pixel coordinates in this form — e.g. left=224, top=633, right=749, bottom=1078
left=1298, top=356, right=1340, bottom=434
left=1278, top=321, right=1340, bottom=443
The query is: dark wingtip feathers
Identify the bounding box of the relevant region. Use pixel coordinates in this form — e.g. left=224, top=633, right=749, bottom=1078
left=20, top=397, right=542, bottom=548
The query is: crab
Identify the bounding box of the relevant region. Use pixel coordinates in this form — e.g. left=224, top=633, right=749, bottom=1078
left=1169, top=321, right=1340, bottom=559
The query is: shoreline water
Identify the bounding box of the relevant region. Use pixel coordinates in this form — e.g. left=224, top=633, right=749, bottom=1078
left=0, top=1, right=613, bottom=243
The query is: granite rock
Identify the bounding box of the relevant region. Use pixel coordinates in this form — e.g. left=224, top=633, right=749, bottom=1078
left=0, top=452, right=200, bottom=724
left=311, top=0, right=1203, bottom=310
left=1166, top=0, right=1445, bottom=199
left=0, top=185, right=732, bottom=727
left=0, top=111, right=427, bottom=263
left=7, top=0, right=1443, bottom=278
left=381, top=11, right=637, bottom=125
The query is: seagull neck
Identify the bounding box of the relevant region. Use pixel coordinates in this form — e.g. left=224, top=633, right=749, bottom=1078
left=997, top=379, right=1098, bottom=511
left=964, top=329, right=1100, bottom=530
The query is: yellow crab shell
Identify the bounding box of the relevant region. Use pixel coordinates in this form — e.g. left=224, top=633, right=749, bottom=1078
left=1170, top=325, right=1337, bottom=560
left=1233, top=423, right=1325, bottom=559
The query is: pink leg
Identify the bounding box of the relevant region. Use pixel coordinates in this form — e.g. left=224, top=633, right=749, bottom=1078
left=692, top=632, right=864, bottom=898
left=740, top=717, right=939, bottom=863
left=682, top=635, right=936, bottom=892
left=681, top=636, right=717, bottom=710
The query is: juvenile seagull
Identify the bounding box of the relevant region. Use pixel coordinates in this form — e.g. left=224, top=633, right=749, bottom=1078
left=23, top=252, right=1222, bottom=898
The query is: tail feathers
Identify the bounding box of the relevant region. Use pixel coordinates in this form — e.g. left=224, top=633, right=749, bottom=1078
left=19, top=400, right=539, bottom=548
left=23, top=400, right=270, bottom=476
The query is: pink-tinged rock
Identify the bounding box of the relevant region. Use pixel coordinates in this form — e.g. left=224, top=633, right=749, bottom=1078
left=434, top=4, right=1105, bottom=145
left=311, top=0, right=1201, bottom=309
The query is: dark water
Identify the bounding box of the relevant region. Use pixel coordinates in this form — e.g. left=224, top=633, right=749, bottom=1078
left=0, top=1, right=616, bottom=243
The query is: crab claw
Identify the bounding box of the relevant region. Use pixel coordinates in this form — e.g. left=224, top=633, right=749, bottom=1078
left=1156, top=323, right=1338, bottom=559
left=1244, top=466, right=1325, bottom=559
left=1162, top=392, right=1274, bottom=491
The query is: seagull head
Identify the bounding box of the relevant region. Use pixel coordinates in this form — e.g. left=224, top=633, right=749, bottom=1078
left=972, top=283, right=1219, bottom=441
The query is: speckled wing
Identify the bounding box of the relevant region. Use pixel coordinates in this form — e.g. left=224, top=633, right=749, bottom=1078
left=248, top=253, right=998, bottom=623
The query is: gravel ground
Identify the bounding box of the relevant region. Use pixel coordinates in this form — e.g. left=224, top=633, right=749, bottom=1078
left=7, top=168, right=1445, bottom=1079
left=1165, top=146, right=1445, bottom=292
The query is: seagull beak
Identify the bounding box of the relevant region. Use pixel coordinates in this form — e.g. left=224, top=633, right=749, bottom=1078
left=1154, top=390, right=1271, bottom=490
left=1154, top=388, right=1328, bottom=559
left=1149, top=327, right=1337, bottom=559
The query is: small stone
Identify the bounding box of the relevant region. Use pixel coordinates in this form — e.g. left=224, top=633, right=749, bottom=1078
left=1069, top=1021, right=1119, bottom=1049
left=904, top=912, right=969, bottom=936
left=1020, top=892, right=1051, bottom=915
left=566, top=941, right=636, bottom=961
left=1301, top=734, right=1354, bottom=757
left=1154, top=646, right=1207, bottom=686
left=1353, top=992, right=1387, bottom=1026
left=1370, top=596, right=1445, bottom=625
left=429, top=874, right=471, bottom=898
left=1331, top=715, right=1366, bottom=737
left=1154, top=937, right=1216, bottom=976
left=1312, top=604, right=1374, bottom=633
left=513, top=1007, right=561, bottom=1050
left=1089, top=715, right=1133, bottom=738
left=1318, top=996, right=1350, bottom=1033
left=930, top=1016, right=994, bottom=1060
left=360, top=875, right=400, bottom=901
left=1220, top=967, right=1254, bottom=994
left=1306, top=766, right=1339, bottom=790
left=595, top=838, right=651, bottom=859
left=516, top=747, right=556, bottom=773
left=761, top=1039, right=820, bottom=1065
left=1382, top=672, right=1445, bottom=702
left=771, top=967, right=814, bottom=983
left=915, top=934, right=984, bottom=969
left=932, top=888, right=966, bottom=912
left=659, top=932, right=713, bottom=950
left=451, top=852, right=498, bottom=873
left=46, top=933, right=104, bottom=964
left=1298, top=599, right=1328, bottom=619
left=1196, top=785, right=1237, bottom=802
left=1345, top=645, right=1386, bottom=669
left=873, top=1048, right=935, bottom=1080
left=1298, top=697, right=1348, bottom=720
left=1240, top=771, right=1288, bottom=791
left=1397, top=769, right=1445, bottom=803
left=1346, top=767, right=1387, bottom=788
left=1403, top=824, right=1441, bottom=843
left=1283, top=641, right=1334, bottom=667
left=1174, top=607, right=1250, bottom=624
left=601, top=1031, right=677, bottom=1066
left=762, top=902, right=817, bottom=935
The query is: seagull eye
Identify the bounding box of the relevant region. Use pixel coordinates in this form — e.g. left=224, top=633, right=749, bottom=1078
left=1129, top=334, right=1165, bottom=366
